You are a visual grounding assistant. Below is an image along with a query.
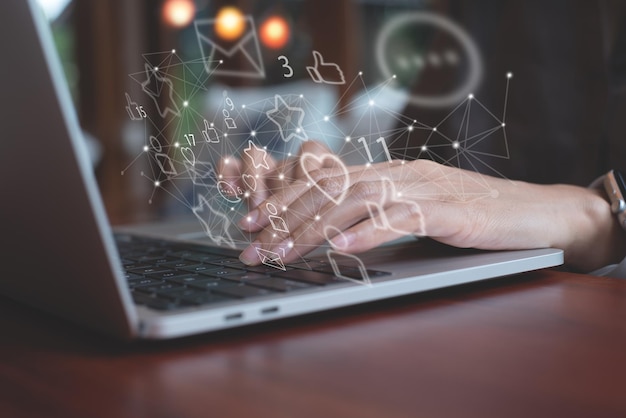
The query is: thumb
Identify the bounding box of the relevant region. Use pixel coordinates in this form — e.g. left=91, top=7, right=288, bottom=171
left=312, top=50, right=323, bottom=66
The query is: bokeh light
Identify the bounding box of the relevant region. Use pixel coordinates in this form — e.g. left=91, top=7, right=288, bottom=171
left=162, top=0, right=196, bottom=28
left=215, top=6, right=246, bottom=41
left=260, top=16, right=290, bottom=49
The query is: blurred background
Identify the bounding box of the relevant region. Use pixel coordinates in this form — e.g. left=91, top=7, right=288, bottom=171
left=37, top=0, right=626, bottom=227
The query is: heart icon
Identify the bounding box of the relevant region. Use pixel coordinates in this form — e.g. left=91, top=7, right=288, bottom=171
left=180, top=147, right=196, bottom=166
left=242, top=174, right=257, bottom=191
left=299, top=152, right=350, bottom=205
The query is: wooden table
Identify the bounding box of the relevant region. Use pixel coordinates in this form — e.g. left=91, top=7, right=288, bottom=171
left=1, top=269, right=625, bottom=418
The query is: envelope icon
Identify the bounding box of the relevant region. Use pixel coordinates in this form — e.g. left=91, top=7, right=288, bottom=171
left=194, top=15, right=266, bottom=79
left=185, top=161, right=216, bottom=187
left=255, top=248, right=286, bottom=271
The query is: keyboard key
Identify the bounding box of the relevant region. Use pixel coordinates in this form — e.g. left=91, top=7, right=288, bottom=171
left=272, top=270, right=343, bottom=286
left=128, top=277, right=165, bottom=288
left=178, top=264, right=225, bottom=274
left=244, top=265, right=295, bottom=274
left=221, top=272, right=270, bottom=283
left=159, top=259, right=203, bottom=269
left=199, top=267, right=248, bottom=278
left=187, top=278, right=231, bottom=289
left=248, top=277, right=315, bottom=292
left=127, top=265, right=172, bottom=275
left=145, top=270, right=193, bottom=280
left=212, top=284, right=275, bottom=299
left=136, top=283, right=186, bottom=295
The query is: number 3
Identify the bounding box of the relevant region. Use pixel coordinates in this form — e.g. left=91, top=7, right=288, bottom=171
left=278, top=55, right=293, bottom=78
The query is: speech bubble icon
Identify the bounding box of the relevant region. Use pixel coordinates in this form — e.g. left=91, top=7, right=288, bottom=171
left=299, top=152, right=350, bottom=206
left=216, top=180, right=242, bottom=203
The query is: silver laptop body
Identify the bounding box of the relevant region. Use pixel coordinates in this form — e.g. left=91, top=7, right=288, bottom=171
left=0, top=0, right=563, bottom=339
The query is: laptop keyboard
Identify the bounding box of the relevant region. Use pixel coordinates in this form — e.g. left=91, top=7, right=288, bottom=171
left=116, top=235, right=390, bottom=311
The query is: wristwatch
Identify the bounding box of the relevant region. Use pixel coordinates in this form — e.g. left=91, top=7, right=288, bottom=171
left=603, top=169, right=626, bottom=230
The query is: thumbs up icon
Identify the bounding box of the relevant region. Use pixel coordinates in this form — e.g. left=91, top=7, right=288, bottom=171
left=125, top=92, right=146, bottom=120
left=306, top=50, right=346, bottom=85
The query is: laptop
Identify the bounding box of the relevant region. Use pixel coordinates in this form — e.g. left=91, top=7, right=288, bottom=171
left=0, top=0, right=563, bottom=339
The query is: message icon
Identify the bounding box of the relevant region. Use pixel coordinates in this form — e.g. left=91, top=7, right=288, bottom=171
left=306, top=50, right=346, bottom=85
left=255, top=248, right=286, bottom=271
left=194, top=15, right=265, bottom=79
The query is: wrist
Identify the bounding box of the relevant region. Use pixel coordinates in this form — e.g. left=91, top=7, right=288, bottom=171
left=559, top=186, right=626, bottom=272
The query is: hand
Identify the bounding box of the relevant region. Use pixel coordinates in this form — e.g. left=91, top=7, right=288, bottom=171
left=237, top=147, right=626, bottom=272
left=218, top=140, right=337, bottom=208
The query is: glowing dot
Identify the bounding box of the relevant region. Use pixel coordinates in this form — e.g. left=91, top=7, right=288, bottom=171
left=299, top=94, right=303, bottom=98
left=255, top=174, right=259, bottom=178
left=174, top=142, right=180, bottom=147
left=210, top=122, right=215, bottom=127
left=247, top=216, right=253, bottom=222
left=273, top=233, right=277, bottom=238
left=154, top=181, right=161, bottom=187
left=287, top=153, right=292, bottom=157
left=345, top=136, right=351, bottom=142
left=323, top=115, right=329, bottom=122
left=501, top=123, right=506, bottom=127
left=231, top=207, right=235, bottom=211
left=244, top=192, right=250, bottom=198
left=468, top=94, right=474, bottom=99
left=183, top=100, right=189, bottom=107
left=259, top=16, right=290, bottom=49
left=242, top=104, right=246, bottom=109
left=219, top=60, right=224, bottom=64
left=397, top=192, right=403, bottom=197
left=401, top=160, right=406, bottom=164
left=433, top=127, right=437, bottom=132
left=282, top=206, right=287, bottom=212
left=162, top=0, right=195, bottom=28
left=224, top=133, right=228, bottom=138
left=263, top=146, right=267, bottom=150
left=358, top=71, right=363, bottom=75
left=218, top=174, right=223, bottom=179
left=215, top=7, right=246, bottom=41
left=306, top=182, right=311, bottom=187
left=251, top=130, right=256, bottom=136
left=421, top=145, right=427, bottom=151
left=143, top=145, right=149, bottom=152
left=507, top=72, right=513, bottom=78
left=366, top=162, right=371, bottom=167
left=279, top=173, right=285, bottom=180
left=369, top=100, right=375, bottom=106
left=314, top=215, right=321, bottom=221
left=296, top=128, right=301, bottom=133
left=413, top=119, right=417, bottom=123
left=287, top=241, right=294, bottom=248
left=224, top=158, right=230, bottom=164
left=452, top=141, right=460, bottom=149
left=408, top=126, right=414, bottom=132
left=154, top=67, right=159, bottom=71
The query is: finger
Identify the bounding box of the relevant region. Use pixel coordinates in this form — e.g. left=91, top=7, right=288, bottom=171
left=328, top=200, right=426, bottom=254
left=243, top=147, right=277, bottom=208
left=217, top=156, right=243, bottom=198
left=239, top=176, right=354, bottom=265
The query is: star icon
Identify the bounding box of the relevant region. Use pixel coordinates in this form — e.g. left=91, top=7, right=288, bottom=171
left=243, top=140, right=270, bottom=170
left=141, top=64, right=181, bottom=118
left=266, top=94, right=308, bottom=143
left=192, top=194, right=236, bottom=249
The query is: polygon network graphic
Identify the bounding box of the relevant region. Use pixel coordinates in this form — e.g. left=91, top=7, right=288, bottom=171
left=121, top=13, right=513, bottom=283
